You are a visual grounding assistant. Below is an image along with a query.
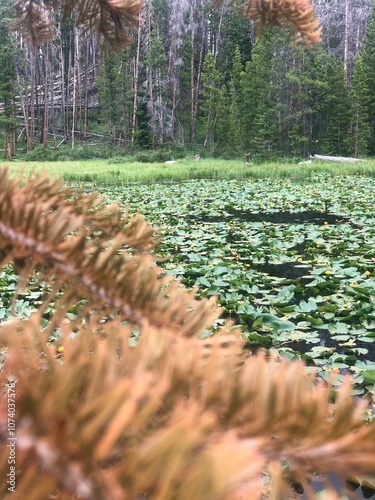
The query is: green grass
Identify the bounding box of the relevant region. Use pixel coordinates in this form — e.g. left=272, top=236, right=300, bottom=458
left=4, top=157, right=375, bottom=184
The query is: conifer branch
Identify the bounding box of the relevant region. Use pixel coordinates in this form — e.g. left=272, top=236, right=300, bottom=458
left=12, top=0, right=321, bottom=47
left=12, top=0, right=142, bottom=47
left=0, top=170, right=220, bottom=336
left=0, top=317, right=374, bottom=498
left=214, top=0, right=322, bottom=44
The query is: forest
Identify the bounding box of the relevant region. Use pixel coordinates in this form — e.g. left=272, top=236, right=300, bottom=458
left=0, top=0, right=375, bottom=161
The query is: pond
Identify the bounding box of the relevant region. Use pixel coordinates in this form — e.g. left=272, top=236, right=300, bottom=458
left=80, top=176, right=375, bottom=396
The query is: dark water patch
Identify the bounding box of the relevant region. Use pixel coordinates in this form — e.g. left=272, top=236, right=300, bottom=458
left=187, top=210, right=360, bottom=226
left=287, top=241, right=308, bottom=254
left=224, top=208, right=350, bottom=225
left=286, top=329, right=341, bottom=354
left=242, top=260, right=313, bottom=280
left=280, top=329, right=375, bottom=361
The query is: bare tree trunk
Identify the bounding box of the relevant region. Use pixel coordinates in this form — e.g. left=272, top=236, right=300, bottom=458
left=43, top=43, right=49, bottom=148
left=191, top=20, right=206, bottom=143
left=7, top=139, right=12, bottom=160
left=59, top=29, right=67, bottom=139
left=35, top=52, right=42, bottom=143
left=76, top=31, right=82, bottom=141
left=16, top=71, right=31, bottom=153
left=72, top=59, right=77, bottom=148
left=131, top=20, right=142, bottom=144
left=157, top=67, right=164, bottom=143
left=83, top=36, right=89, bottom=142
left=213, top=1, right=225, bottom=62
left=49, top=44, right=56, bottom=150
left=30, top=45, right=36, bottom=148
left=147, top=2, right=156, bottom=149
left=71, top=28, right=79, bottom=149
left=344, top=0, right=350, bottom=82
left=189, top=1, right=196, bottom=143
left=67, top=39, right=73, bottom=140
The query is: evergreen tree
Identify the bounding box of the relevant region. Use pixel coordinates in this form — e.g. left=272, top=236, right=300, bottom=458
left=144, top=30, right=170, bottom=144
left=350, top=3, right=375, bottom=155
left=317, top=54, right=352, bottom=155
left=98, top=51, right=123, bottom=141
left=350, top=54, right=371, bottom=156
left=240, top=29, right=283, bottom=160
left=282, top=44, right=348, bottom=157
left=225, top=46, right=245, bottom=154
left=0, top=0, right=17, bottom=159
left=98, top=49, right=134, bottom=145
left=215, top=6, right=253, bottom=80
left=214, top=84, right=231, bottom=153
left=199, top=51, right=221, bottom=150
left=239, top=28, right=352, bottom=158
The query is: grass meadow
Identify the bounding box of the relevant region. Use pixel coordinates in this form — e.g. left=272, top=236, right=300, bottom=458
left=5, top=157, right=375, bottom=184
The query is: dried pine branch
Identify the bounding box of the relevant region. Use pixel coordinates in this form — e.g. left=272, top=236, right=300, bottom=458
left=12, top=0, right=55, bottom=44
left=12, top=0, right=321, bottom=47
left=12, top=0, right=142, bottom=47
left=0, top=315, right=374, bottom=499
left=214, top=0, right=322, bottom=44
left=0, top=174, right=374, bottom=499
left=0, top=170, right=220, bottom=337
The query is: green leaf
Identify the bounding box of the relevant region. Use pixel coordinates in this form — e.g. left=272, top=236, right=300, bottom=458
left=363, top=370, right=375, bottom=383
left=295, top=299, right=318, bottom=313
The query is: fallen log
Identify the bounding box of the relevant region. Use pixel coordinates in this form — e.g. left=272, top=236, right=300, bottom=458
left=311, top=154, right=366, bottom=163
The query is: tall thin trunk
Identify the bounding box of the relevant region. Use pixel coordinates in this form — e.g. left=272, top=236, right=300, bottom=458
left=147, top=3, right=155, bottom=149
left=76, top=31, right=82, bottom=141
left=43, top=43, right=49, bottom=148
left=49, top=44, right=56, bottom=149
left=189, top=2, right=196, bottom=143
left=71, top=38, right=77, bottom=149
left=30, top=45, right=36, bottom=148
left=67, top=40, right=73, bottom=139
left=191, top=22, right=206, bottom=143
left=16, top=71, right=31, bottom=153
left=157, top=67, right=164, bottom=143
left=344, top=0, right=350, bottom=82
left=213, top=2, right=225, bottom=62
left=72, top=28, right=79, bottom=149
left=35, top=53, right=42, bottom=142
left=83, top=36, right=89, bottom=142
left=168, top=1, right=179, bottom=142
left=59, top=31, right=66, bottom=139
left=131, top=20, right=142, bottom=144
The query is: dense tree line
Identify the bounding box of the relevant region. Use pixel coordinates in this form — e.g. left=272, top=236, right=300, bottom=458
left=0, top=0, right=375, bottom=159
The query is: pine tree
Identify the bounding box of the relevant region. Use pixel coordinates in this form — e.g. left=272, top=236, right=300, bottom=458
left=200, top=51, right=221, bottom=150
left=351, top=54, right=371, bottom=156
left=0, top=0, right=17, bottom=159
left=98, top=50, right=124, bottom=142
left=317, top=54, right=352, bottom=155
left=350, top=3, right=375, bottom=155
left=240, top=29, right=283, bottom=159
left=225, top=46, right=245, bottom=154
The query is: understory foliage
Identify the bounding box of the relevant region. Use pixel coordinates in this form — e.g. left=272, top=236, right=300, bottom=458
left=0, top=170, right=374, bottom=498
